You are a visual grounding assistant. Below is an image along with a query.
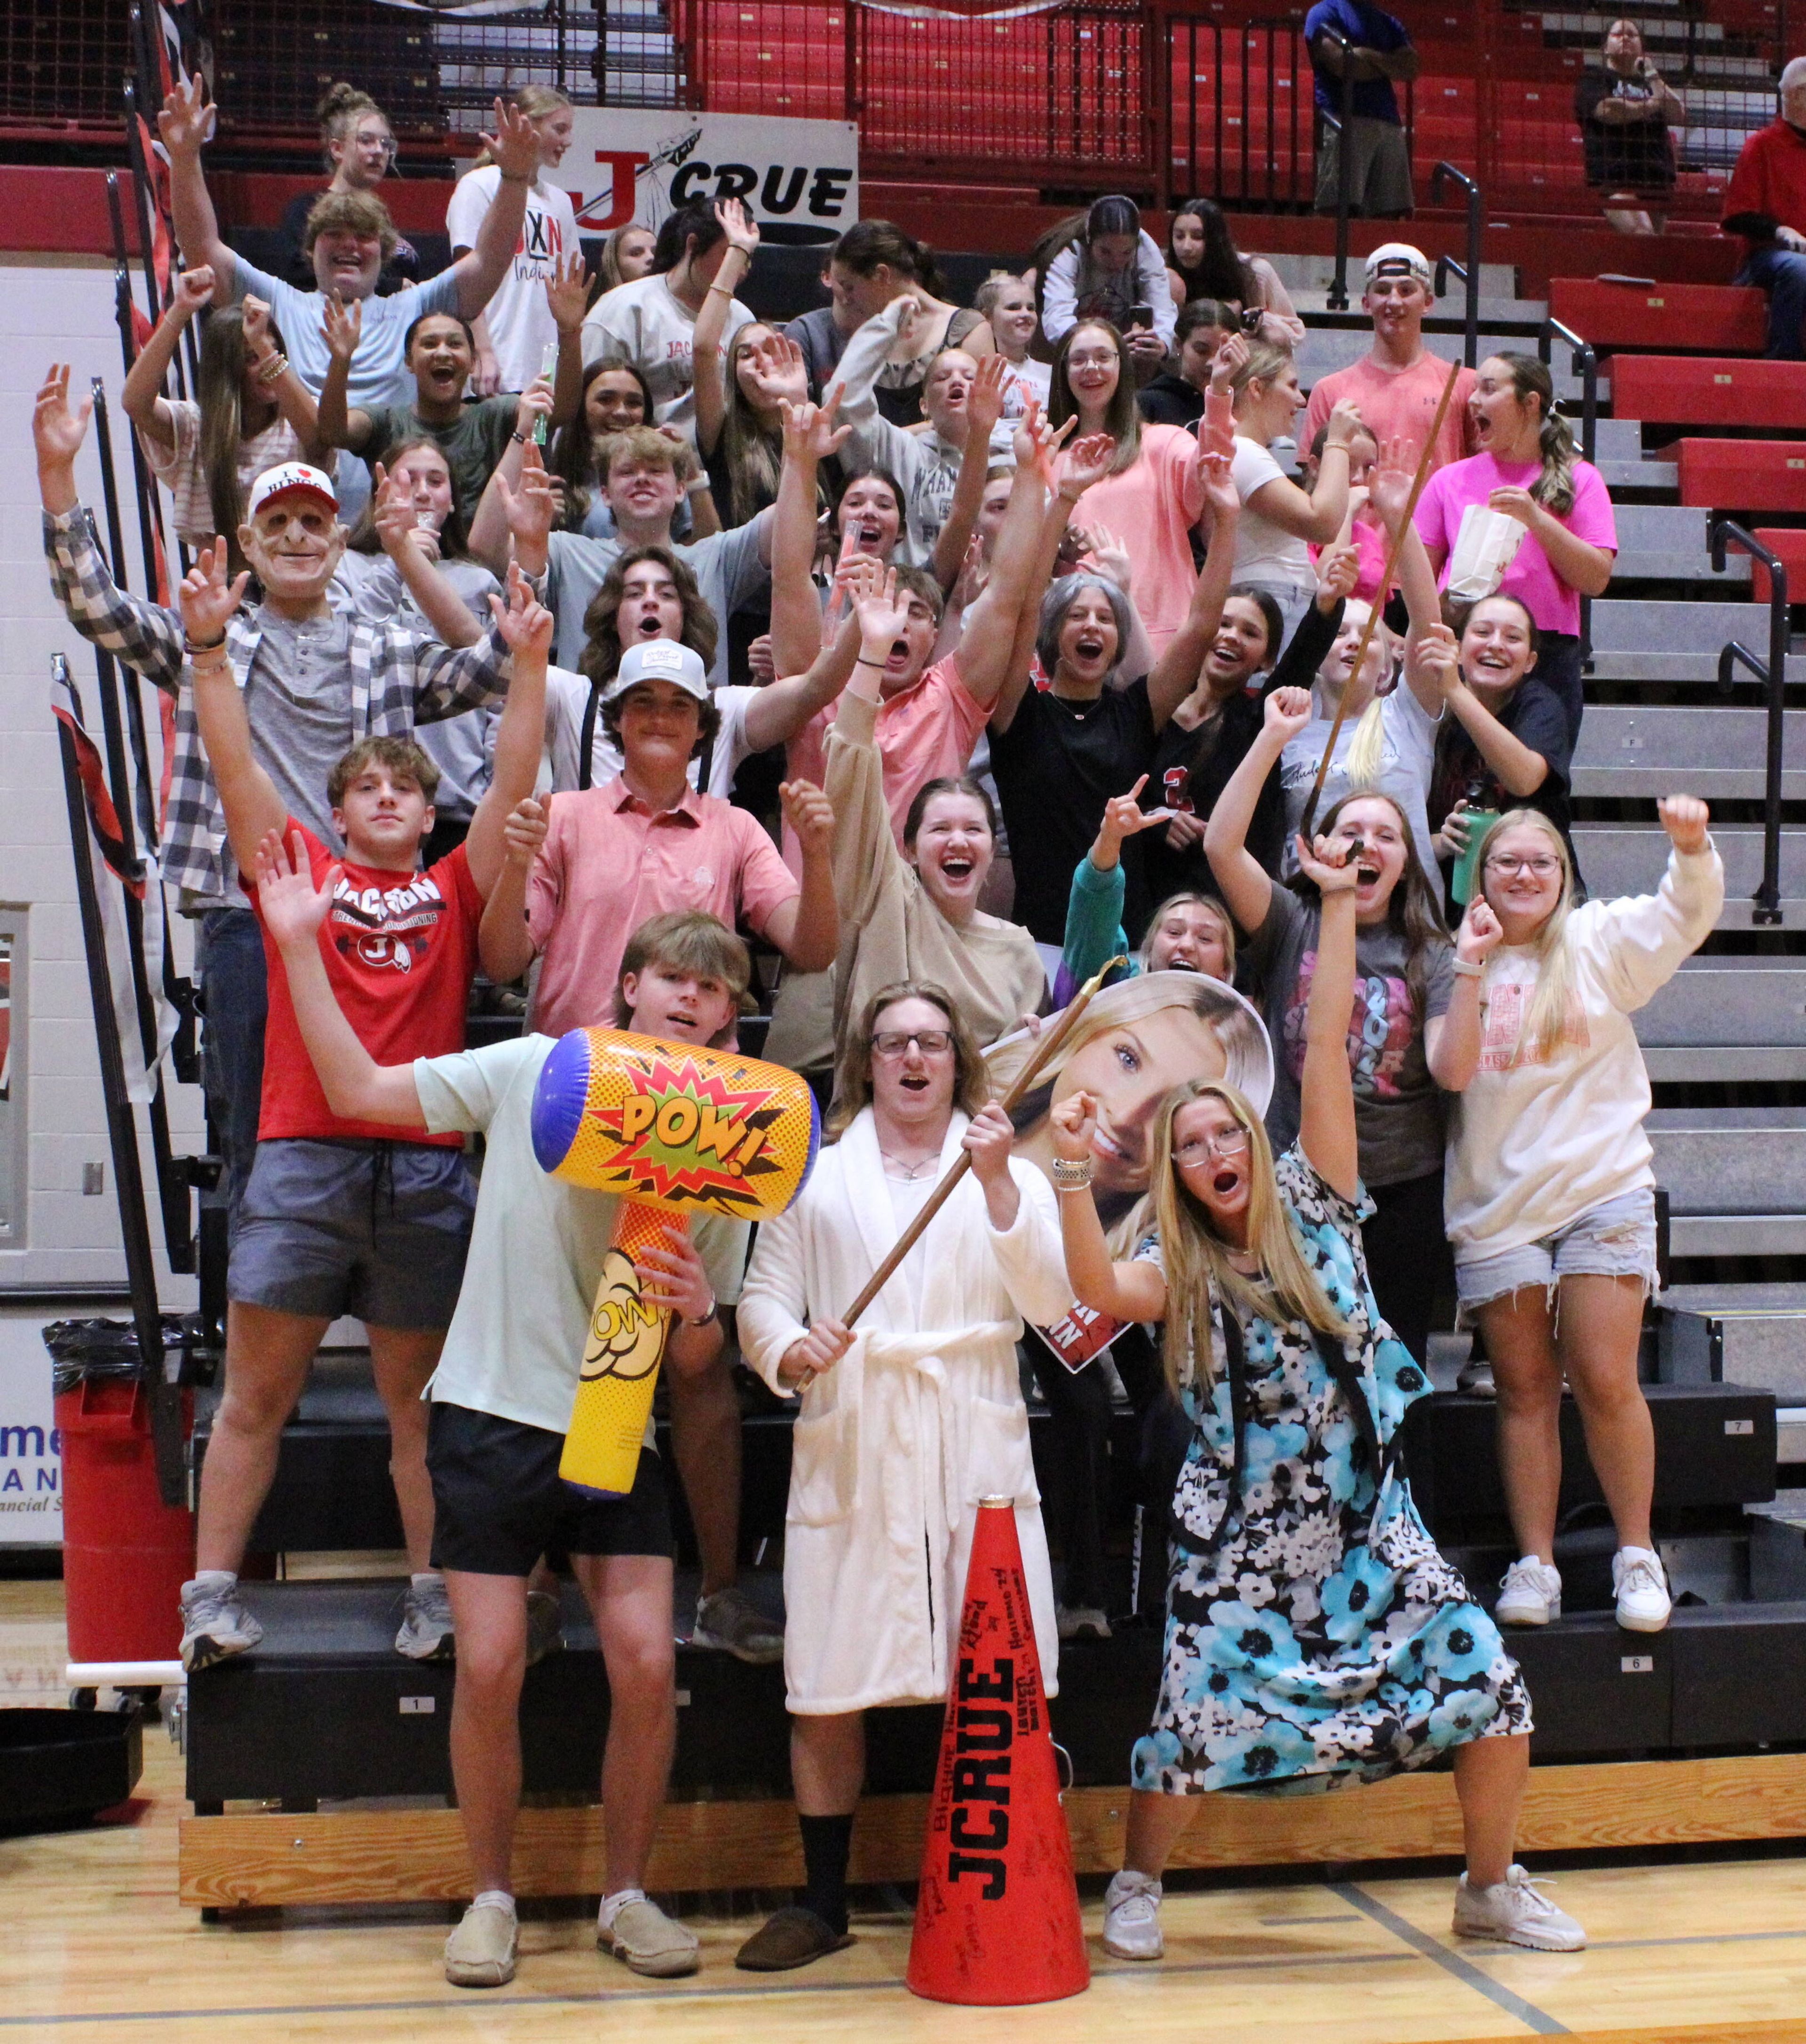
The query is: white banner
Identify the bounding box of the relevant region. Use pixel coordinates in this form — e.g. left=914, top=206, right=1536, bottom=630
left=558, top=109, right=858, bottom=250
left=0, top=1318, right=61, bottom=1546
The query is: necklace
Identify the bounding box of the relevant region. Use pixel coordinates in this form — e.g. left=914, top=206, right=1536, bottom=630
left=880, top=1146, right=940, bottom=1180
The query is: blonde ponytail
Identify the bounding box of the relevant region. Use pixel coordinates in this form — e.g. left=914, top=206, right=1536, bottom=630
left=1344, top=696, right=1388, bottom=786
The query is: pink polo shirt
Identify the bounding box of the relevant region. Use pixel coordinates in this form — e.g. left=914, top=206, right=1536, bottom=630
left=526, top=776, right=799, bottom=1042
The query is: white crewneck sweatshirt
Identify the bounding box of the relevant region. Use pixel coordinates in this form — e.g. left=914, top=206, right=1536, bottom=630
left=1445, top=841, right=1724, bottom=1254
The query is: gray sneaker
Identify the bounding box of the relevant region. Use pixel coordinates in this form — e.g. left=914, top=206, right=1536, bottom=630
left=693, top=1586, right=784, bottom=1665
left=179, top=1572, right=263, bottom=1672
left=395, top=1572, right=455, bottom=1661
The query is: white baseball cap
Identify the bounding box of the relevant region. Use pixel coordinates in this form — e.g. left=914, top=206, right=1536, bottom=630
left=603, top=639, right=709, bottom=705
left=1363, top=242, right=1434, bottom=288
left=246, top=461, right=338, bottom=519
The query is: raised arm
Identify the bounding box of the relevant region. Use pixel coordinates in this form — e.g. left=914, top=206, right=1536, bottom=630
left=1205, top=685, right=1313, bottom=935
left=240, top=293, right=325, bottom=456
left=1244, top=397, right=1358, bottom=544
left=740, top=557, right=869, bottom=753
left=1362, top=431, right=1443, bottom=676
left=821, top=568, right=911, bottom=926
left=1293, top=833, right=1360, bottom=1200
left=1047, top=1089, right=1168, bottom=1320
left=476, top=796, right=545, bottom=985
left=1429, top=638, right=1551, bottom=798
left=953, top=428, right=1072, bottom=706
left=762, top=781, right=840, bottom=972
left=930, top=351, right=1009, bottom=592
left=769, top=393, right=850, bottom=677
left=314, top=292, right=369, bottom=453
left=254, top=829, right=431, bottom=1127
left=472, top=436, right=558, bottom=580
left=1146, top=450, right=1240, bottom=731
left=691, top=199, right=760, bottom=458
left=446, top=100, right=540, bottom=323
left=1428, top=894, right=1502, bottom=1093
left=987, top=406, right=1093, bottom=735
left=180, top=540, right=283, bottom=869
left=121, top=265, right=213, bottom=454
left=544, top=253, right=591, bottom=430
left=1062, top=779, right=1166, bottom=987
left=365, top=465, right=484, bottom=650
left=463, top=564, right=550, bottom=899
left=158, top=75, right=236, bottom=302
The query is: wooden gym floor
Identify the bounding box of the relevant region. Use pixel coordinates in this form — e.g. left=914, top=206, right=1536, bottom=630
left=10, top=1579, right=1806, bottom=2044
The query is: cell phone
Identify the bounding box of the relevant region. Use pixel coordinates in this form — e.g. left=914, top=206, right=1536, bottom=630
left=1126, top=303, right=1154, bottom=331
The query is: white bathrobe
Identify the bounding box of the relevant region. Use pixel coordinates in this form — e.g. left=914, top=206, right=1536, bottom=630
left=738, top=1108, right=1076, bottom=1715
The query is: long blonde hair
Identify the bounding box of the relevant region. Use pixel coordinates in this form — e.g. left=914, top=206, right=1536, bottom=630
left=1147, top=1079, right=1348, bottom=1394
left=1319, top=598, right=1397, bottom=787
left=1475, top=809, right=1587, bottom=1061
left=473, top=84, right=571, bottom=169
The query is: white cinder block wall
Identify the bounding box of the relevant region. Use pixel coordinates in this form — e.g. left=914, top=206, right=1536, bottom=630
left=0, top=252, right=204, bottom=1303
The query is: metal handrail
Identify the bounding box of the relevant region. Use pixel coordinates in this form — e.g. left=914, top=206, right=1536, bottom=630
left=1711, top=519, right=1790, bottom=926
left=1537, top=316, right=1597, bottom=467
left=1318, top=26, right=1356, bottom=310
left=1430, top=161, right=1481, bottom=369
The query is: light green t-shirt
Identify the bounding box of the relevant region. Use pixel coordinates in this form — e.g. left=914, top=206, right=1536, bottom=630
left=414, top=1034, right=747, bottom=1436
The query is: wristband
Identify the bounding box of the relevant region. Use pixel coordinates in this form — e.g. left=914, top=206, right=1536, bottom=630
left=184, top=634, right=228, bottom=653
left=253, top=352, right=288, bottom=385
left=855, top=655, right=887, bottom=669
left=500, top=170, right=531, bottom=185
left=684, top=1298, right=717, bottom=1328
left=1051, top=1156, right=1094, bottom=1191
left=1451, top=957, right=1486, bottom=978
left=708, top=282, right=737, bottom=297
left=510, top=430, right=528, bottom=445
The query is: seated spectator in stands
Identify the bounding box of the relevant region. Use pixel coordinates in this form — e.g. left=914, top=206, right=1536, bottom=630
left=1162, top=197, right=1306, bottom=344
left=837, top=304, right=1014, bottom=571
left=160, top=75, right=540, bottom=412
left=122, top=265, right=331, bottom=561
left=549, top=356, right=658, bottom=537
left=580, top=199, right=756, bottom=432
left=1041, top=196, right=1176, bottom=378
left=1722, top=56, right=1806, bottom=359
left=1301, top=243, right=1478, bottom=474
left=483, top=428, right=769, bottom=686
left=1426, top=598, right=1576, bottom=902
left=783, top=219, right=991, bottom=421
left=989, top=444, right=1247, bottom=948
left=1305, top=0, right=1419, bottom=217
left=822, top=568, right=1047, bottom=1053
left=590, top=222, right=658, bottom=304
left=1136, top=300, right=1237, bottom=429
left=333, top=444, right=505, bottom=861
left=1576, top=20, right=1683, bottom=235
left=35, top=372, right=516, bottom=1231
left=273, top=83, right=419, bottom=297
left=320, top=276, right=583, bottom=512
left=1046, top=318, right=1205, bottom=652
left=448, top=85, right=580, bottom=396
left=260, top=865, right=754, bottom=1989
left=476, top=638, right=839, bottom=1034
left=1413, top=352, right=1616, bottom=747
left=975, top=272, right=1052, bottom=419
left=1228, top=341, right=1358, bottom=651
left=172, top=529, right=547, bottom=1676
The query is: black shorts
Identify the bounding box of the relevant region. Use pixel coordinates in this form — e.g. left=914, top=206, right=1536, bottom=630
left=426, top=1400, right=673, bottom=1577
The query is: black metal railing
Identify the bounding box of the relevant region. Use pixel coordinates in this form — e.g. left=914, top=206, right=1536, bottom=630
left=1711, top=519, right=1790, bottom=927
left=1430, top=160, right=1481, bottom=370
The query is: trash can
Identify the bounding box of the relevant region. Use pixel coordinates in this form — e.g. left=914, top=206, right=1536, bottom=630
left=44, top=1319, right=200, bottom=1666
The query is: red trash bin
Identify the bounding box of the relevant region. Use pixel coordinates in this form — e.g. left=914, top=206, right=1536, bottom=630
left=55, top=1379, right=195, bottom=1664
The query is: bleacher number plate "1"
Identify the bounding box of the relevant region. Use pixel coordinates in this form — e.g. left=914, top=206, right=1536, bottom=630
left=1621, top=1656, right=1655, bottom=1674
left=399, top=1695, right=436, bottom=1715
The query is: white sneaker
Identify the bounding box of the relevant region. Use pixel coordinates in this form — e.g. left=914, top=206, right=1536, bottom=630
left=1057, top=1604, right=1112, bottom=1641
left=1494, top=1558, right=1562, bottom=1627
left=1453, top=1865, right=1586, bottom=1951
left=1613, top=1546, right=1671, bottom=1632
left=179, top=1572, right=264, bottom=1671
left=1102, top=1869, right=1164, bottom=1959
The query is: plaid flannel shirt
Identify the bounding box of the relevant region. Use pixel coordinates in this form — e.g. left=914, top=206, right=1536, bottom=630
left=44, top=507, right=512, bottom=900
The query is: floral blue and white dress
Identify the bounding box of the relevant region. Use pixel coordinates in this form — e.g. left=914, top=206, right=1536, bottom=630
left=1133, top=1143, right=1531, bottom=1797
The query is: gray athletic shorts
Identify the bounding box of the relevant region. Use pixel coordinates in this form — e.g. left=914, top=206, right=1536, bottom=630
left=228, top=1137, right=475, bottom=1328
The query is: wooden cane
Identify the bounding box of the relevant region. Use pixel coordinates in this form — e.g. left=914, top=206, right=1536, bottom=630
left=841, top=957, right=1126, bottom=1328
left=1299, top=356, right=1465, bottom=839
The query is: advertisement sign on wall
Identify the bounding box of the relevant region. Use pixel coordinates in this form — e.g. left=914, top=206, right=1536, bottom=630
left=0, top=1318, right=61, bottom=1545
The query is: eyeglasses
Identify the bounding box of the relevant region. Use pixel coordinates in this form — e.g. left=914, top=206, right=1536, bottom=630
left=1173, top=1127, right=1251, bottom=1168
left=871, top=1029, right=954, bottom=1058
left=1483, top=854, right=1561, bottom=877
left=356, top=133, right=399, bottom=159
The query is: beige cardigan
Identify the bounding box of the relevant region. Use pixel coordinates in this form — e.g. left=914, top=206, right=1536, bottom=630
left=824, top=689, right=1046, bottom=1048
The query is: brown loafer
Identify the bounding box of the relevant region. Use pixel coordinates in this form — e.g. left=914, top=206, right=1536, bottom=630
left=734, top=1905, right=855, bottom=1971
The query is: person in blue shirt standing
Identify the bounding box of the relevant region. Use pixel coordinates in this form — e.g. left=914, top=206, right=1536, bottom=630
left=1304, top=0, right=1419, bottom=217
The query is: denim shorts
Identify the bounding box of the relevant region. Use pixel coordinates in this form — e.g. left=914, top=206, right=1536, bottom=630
left=1454, top=1187, right=1658, bottom=1319
left=229, top=1137, right=475, bottom=1328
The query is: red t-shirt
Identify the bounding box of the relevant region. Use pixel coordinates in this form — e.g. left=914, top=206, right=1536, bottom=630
left=246, top=820, right=483, bottom=1144
left=1724, top=119, right=1806, bottom=247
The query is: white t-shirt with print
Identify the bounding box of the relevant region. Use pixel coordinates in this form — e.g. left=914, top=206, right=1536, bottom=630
left=445, top=166, right=582, bottom=393
left=579, top=271, right=754, bottom=430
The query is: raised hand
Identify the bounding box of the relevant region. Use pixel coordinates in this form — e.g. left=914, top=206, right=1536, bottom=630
left=747, top=330, right=809, bottom=408
left=1048, top=1087, right=1099, bottom=1162
left=849, top=561, right=909, bottom=652
left=966, top=351, right=1010, bottom=443
left=962, top=1101, right=1018, bottom=1188
left=1407, top=620, right=1460, bottom=700
left=1086, top=520, right=1133, bottom=592
left=321, top=289, right=363, bottom=364
left=495, top=441, right=558, bottom=550
left=174, top=265, right=216, bottom=319
left=33, top=364, right=93, bottom=477
left=371, top=463, right=427, bottom=562
left=500, top=795, right=548, bottom=872
left=1264, top=684, right=1314, bottom=743
left=1208, top=329, right=1249, bottom=396
left=480, top=95, right=540, bottom=183
left=179, top=537, right=251, bottom=644
left=779, top=778, right=835, bottom=858
left=1055, top=427, right=1113, bottom=500
left=253, top=828, right=336, bottom=952
left=1298, top=828, right=1358, bottom=894
left=715, top=195, right=760, bottom=258
left=1314, top=542, right=1362, bottom=605
left=1198, top=447, right=1240, bottom=529
left=1457, top=894, right=1504, bottom=965
left=1094, top=774, right=1171, bottom=867
left=781, top=389, right=850, bottom=465
left=489, top=559, right=553, bottom=657
left=157, top=72, right=214, bottom=159
left=543, top=249, right=592, bottom=334
left=1657, top=793, right=1711, bottom=853
left=1365, top=432, right=1420, bottom=531
left=1323, top=398, right=1367, bottom=453
left=513, top=376, right=555, bottom=439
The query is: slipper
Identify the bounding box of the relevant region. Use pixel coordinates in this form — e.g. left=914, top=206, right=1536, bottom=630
left=734, top=1905, right=855, bottom=1972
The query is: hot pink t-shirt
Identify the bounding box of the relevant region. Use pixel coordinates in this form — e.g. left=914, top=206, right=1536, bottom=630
left=1301, top=353, right=1478, bottom=477
left=1310, top=513, right=1391, bottom=605
left=526, top=777, right=799, bottom=1042
left=1413, top=452, right=1618, bottom=638
left=1055, top=424, right=1204, bottom=653
left=785, top=652, right=989, bottom=863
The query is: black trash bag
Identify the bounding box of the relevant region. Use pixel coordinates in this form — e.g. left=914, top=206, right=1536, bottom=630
left=42, top=1314, right=214, bottom=1395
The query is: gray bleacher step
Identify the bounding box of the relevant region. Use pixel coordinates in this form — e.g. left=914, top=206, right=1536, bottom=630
left=1573, top=705, right=1806, bottom=798
left=1639, top=959, right=1806, bottom=1082
left=1268, top=255, right=1518, bottom=296
left=1660, top=1287, right=1806, bottom=1401
left=1612, top=504, right=1750, bottom=584
left=1592, top=418, right=1647, bottom=461
left=1600, top=459, right=1679, bottom=495
left=1292, top=294, right=1548, bottom=327
left=1648, top=1108, right=1806, bottom=1215
left=1573, top=825, right=1806, bottom=927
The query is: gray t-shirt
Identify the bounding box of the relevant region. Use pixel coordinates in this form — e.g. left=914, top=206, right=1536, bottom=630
left=544, top=525, right=769, bottom=690
left=1246, top=884, right=1454, bottom=1188
left=415, top=1034, right=748, bottom=1437
left=1279, top=682, right=1442, bottom=883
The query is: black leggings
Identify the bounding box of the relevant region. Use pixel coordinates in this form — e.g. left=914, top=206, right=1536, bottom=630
left=1362, top=1168, right=1452, bottom=1366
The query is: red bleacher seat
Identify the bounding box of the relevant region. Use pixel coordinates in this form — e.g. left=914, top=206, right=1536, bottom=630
left=1749, top=528, right=1806, bottom=604
left=1616, top=358, right=1806, bottom=431
left=1550, top=281, right=1769, bottom=357
left=1677, top=440, right=1806, bottom=514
